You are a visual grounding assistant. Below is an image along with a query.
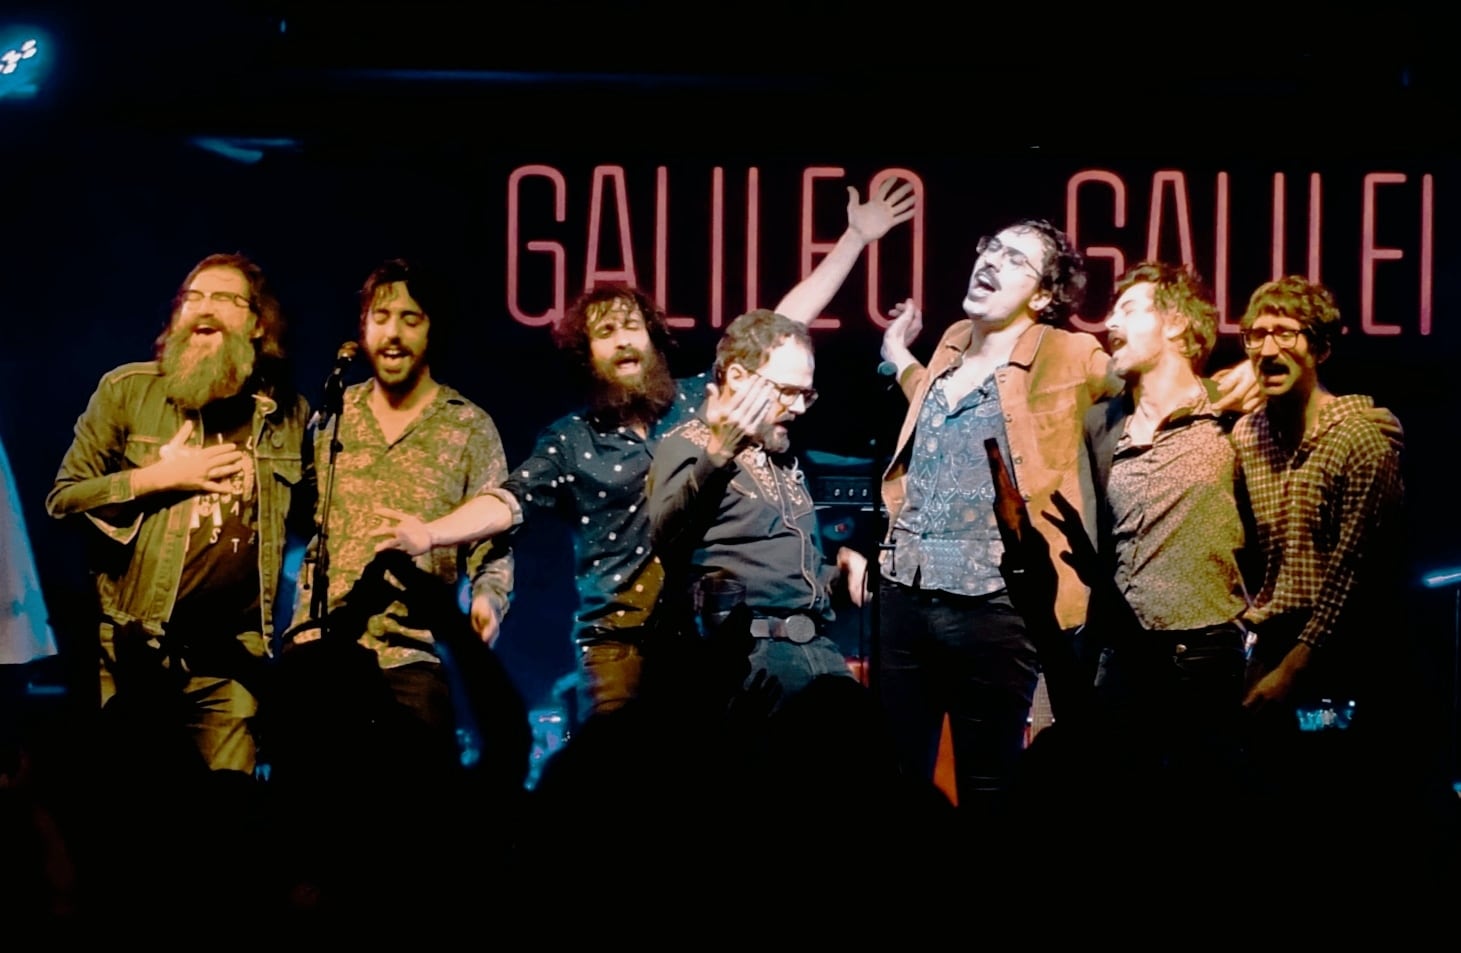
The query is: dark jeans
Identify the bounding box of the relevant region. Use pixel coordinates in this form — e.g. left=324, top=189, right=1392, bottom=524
left=1093, top=621, right=1248, bottom=797
left=101, top=620, right=267, bottom=774
left=876, top=578, right=1038, bottom=815
left=578, top=636, right=645, bottom=724
left=745, top=634, right=855, bottom=712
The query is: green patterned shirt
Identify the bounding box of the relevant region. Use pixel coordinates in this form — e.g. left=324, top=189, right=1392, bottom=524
left=293, top=380, right=513, bottom=668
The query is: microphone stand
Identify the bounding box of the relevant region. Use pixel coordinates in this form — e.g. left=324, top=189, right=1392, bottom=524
left=281, top=371, right=349, bottom=649
left=309, top=406, right=347, bottom=640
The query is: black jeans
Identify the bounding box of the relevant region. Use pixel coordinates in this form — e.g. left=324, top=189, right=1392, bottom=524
left=1094, top=620, right=1248, bottom=794
left=876, top=578, right=1038, bottom=815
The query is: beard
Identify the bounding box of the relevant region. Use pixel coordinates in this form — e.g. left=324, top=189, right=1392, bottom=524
left=159, top=317, right=257, bottom=411
left=759, top=419, right=792, bottom=454
left=586, top=344, right=677, bottom=428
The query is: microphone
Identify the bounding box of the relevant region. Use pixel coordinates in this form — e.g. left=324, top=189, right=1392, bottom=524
left=309, top=341, right=359, bottom=429
left=877, top=360, right=900, bottom=392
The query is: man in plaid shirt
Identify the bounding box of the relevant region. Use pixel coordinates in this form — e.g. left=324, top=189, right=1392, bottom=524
left=1232, top=276, right=1406, bottom=853
left=1234, top=276, right=1404, bottom=710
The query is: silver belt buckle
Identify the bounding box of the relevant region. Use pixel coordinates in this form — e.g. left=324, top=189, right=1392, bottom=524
left=781, top=615, right=817, bottom=644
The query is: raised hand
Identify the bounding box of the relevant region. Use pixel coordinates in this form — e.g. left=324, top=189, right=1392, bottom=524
left=702, top=376, right=778, bottom=466
left=372, top=505, right=434, bottom=555
left=137, top=419, right=244, bottom=495
left=847, top=178, right=916, bottom=244
left=881, top=298, right=923, bottom=367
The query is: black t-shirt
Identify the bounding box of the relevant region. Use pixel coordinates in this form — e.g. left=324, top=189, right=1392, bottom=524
left=171, top=393, right=261, bottom=640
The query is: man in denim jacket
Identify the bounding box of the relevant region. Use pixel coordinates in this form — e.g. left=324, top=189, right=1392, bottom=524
left=48, top=253, right=314, bottom=776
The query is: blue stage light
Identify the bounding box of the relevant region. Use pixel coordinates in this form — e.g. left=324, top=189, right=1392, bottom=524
left=0, top=30, right=46, bottom=99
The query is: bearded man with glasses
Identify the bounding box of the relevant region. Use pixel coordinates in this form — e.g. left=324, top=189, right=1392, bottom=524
left=647, top=309, right=869, bottom=711
left=47, top=252, right=314, bottom=778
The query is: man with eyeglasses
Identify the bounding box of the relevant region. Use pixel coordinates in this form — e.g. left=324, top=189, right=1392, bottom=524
left=873, top=220, right=1261, bottom=826
left=47, top=252, right=313, bottom=777
left=1231, top=276, right=1405, bottom=847
left=375, top=181, right=915, bottom=724
left=646, top=309, right=867, bottom=708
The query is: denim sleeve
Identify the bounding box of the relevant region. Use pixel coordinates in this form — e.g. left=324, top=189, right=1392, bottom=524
left=45, top=372, right=145, bottom=544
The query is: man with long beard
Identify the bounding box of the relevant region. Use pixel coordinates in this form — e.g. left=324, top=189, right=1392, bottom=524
left=374, top=180, right=916, bottom=721
left=48, top=252, right=313, bottom=776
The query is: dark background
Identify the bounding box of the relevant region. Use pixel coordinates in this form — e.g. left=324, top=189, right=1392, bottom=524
left=4, top=3, right=1459, bottom=738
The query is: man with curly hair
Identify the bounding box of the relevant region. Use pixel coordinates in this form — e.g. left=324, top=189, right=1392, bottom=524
left=379, top=180, right=916, bottom=721
left=1078, top=261, right=1251, bottom=809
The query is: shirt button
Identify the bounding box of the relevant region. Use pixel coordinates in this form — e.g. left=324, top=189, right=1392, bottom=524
left=1013, top=455, right=1023, bottom=465
left=271, top=433, right=284, bottom=448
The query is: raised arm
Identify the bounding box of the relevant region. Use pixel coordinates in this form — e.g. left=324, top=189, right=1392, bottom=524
left=774, top=178, right=916, bottom=325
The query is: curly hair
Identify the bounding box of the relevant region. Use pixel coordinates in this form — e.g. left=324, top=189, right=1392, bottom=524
left=552, top=285, right=677, bottom=372
left=1008, top=218, right=1087, bottom=325
left=1113, top=260, right=1220, bottom=371
left=713, top=309, right=812, bottom=385
left=164, top=252, right=286, bottom=361
left=1241, top=275, right=1342, bottom=358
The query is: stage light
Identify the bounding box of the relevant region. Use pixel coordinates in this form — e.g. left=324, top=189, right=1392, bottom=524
left=1422, top=567, right=1461, bottom=588
left=0, top=29, right=47, bottom=100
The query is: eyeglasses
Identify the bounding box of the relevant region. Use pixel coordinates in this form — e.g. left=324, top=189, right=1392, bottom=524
left=752, top=371, right=818, bottom=409
left=182, top=289, right=252, bottom=309
left=1241, top=326, right=1308, bottom=351
left=977, top=235, right=1043, bottom=279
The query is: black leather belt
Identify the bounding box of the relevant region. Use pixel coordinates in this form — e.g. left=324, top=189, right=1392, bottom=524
left=748, top=615, right=819, bottom=644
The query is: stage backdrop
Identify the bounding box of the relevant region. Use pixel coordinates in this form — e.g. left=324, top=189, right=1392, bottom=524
left=3, top=91, right=1457, bottom=713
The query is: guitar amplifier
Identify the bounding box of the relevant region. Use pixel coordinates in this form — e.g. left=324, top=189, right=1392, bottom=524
left=809, top=473, right=879, bottom=509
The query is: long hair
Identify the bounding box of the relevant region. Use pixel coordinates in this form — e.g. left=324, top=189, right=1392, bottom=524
left=161, top=252, right=287, bottom=360
left=158, top=252, right=293, bottom=398
left=552, top=285, right=677, bottom=374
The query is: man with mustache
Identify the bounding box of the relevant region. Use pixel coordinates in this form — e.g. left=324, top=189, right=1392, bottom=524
left=48, top=252, right=313, bottom=776
left=375, top=180, right=916, bottom=722
left=1232, top=276, right=1404, bottom=840
left=647, top=309, right=867, bottom=707
left=876, top=221, right=1260, bottom=825
left=289, top=258, right=514, bottom=760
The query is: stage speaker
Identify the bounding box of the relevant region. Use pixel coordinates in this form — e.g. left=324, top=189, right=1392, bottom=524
left=803, top=450, right=886, bottom=661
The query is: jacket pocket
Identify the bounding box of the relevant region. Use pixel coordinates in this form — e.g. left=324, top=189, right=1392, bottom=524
left=123, top=434, right=164, bottom=468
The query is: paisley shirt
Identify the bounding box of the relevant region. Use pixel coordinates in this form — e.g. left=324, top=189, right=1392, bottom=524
left=294, top=381, right=514, bottom=669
